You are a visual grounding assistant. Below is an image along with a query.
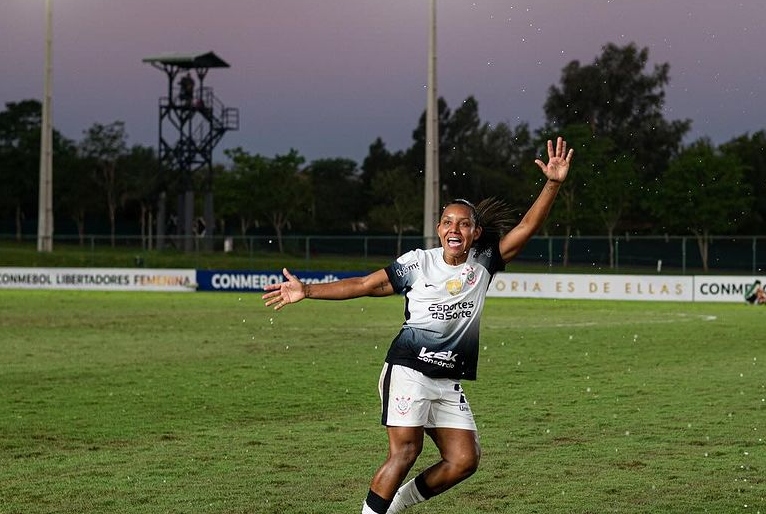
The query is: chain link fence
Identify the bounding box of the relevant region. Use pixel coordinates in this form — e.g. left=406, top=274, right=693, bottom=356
left=3, top=234, right=765, bottom=275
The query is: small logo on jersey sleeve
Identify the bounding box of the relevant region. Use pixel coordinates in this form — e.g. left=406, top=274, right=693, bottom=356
left=394, top=261, right=420, bottom=277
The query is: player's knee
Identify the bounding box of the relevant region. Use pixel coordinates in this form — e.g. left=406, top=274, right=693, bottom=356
left=451, top=446, right=481, bottom=480
left=399, top=443, right=423, bottom=467
left=389, top=441, right=422, bottom=469
left=460, top=450, right=481, bottom=477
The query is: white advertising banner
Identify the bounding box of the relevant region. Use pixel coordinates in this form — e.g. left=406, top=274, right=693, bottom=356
left=0, top=268, right=760, bottom=302
left=0, top=268, right=197, bottom=292
left=692, top=275, right=763, bottom=303
left=489, top=273, right=694, bottom=302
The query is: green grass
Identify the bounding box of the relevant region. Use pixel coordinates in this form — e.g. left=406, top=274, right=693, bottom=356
left=0, top=291, right=764, bottom=513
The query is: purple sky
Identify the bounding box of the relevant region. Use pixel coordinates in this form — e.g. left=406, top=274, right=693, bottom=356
left=2, top=0, right=764, bottom=164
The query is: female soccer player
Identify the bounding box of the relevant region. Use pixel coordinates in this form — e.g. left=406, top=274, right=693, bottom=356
left=263, top=137, right=573, bottom=514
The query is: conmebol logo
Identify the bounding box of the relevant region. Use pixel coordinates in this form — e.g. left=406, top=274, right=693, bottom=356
left=212, top=273, right=283, bottom=290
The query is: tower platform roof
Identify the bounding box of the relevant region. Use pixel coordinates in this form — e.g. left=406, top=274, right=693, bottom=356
left=142, top=51, right=229, bottom=69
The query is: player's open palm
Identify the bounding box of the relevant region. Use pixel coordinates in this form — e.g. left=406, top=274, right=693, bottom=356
left=262, top=268, right=305, bottom=310
left=535, top=136, right=573, bottom=183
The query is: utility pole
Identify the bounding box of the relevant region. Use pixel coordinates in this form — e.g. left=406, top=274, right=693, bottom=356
left=37, top=0, right=54, bottom=252
left=422, top=0, right=440, bottom=248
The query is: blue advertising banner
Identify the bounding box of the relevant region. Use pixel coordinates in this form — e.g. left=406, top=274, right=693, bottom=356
left=195, top=270, right=366, bottom=292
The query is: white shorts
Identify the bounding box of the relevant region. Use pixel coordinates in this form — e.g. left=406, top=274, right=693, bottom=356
left=378, top=363, right=477, bottom=430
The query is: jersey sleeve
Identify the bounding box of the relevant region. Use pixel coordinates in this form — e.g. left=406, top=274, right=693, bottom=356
left=490, top=242, right=506, bottom=275
left=384, top=250, right=421, bottom=294
left=474, top=242, right=506, bottom=277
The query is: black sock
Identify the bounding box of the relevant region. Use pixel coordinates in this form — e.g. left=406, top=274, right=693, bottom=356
left=365, top=489, right=392, bottom=514
left=414, top=473, right=438, bottom=500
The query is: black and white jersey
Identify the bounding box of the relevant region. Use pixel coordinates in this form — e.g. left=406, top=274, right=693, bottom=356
left=384, top=244, right=505, bottom=380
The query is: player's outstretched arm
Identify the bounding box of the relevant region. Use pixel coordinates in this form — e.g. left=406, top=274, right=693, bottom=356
left=262, top=267, right=393, bottom=310
left=499, top=137, right=573, bottom=263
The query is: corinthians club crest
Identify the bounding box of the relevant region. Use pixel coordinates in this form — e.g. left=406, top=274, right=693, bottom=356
left=462, top=265, right=477, bottom=286
left=395, top=396, right=412, bottom=416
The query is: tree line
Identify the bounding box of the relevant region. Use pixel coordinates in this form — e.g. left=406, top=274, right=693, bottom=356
left=1, top=43, right=764, bottom=270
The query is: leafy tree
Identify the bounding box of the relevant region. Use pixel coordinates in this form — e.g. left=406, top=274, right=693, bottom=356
left=650, top=139, right=751, bottom=271
left=557, top=125, right=638, bottom=267
left=215, top=158, right=258, bottom=239
left=120, top=144, right=161, bottom=249
left=544, top=42, right=690, bottom=229
left=360, top=138, right=409, bottom=231
left=55, top=137, right=98, bottom=244
left=361, top=137, right=404, bottom=188
left=441, top=96, right=483, bottom=199
left=368, top=166, right=422, bottom=255
left=397, top=96, right=537, bottom=216
left=470, top=121, right=536, bottom=207
left=225, top=148, right=309, bottom=253
left=0, top=100, right=43, bottom=240
left=406, top=96, right=452, bottom=207
left=305, top=158, right=364, bottom=232
left=720, top=131, right=766, bottom=233
left=79, top=121, right=128, bottom=246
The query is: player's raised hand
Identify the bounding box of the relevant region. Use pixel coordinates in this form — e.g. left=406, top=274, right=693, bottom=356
left=535, top=137, right=573, bottom=184
left=262, top=268, right=305, bottom=310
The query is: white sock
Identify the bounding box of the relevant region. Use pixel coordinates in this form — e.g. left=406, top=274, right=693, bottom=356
left=386, top=477, right=426, bottom=514
left=361, top=502, right=378, bottom=514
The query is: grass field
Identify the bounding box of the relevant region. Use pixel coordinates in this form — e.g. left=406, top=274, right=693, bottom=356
left=0, top=291, right=763, bottom=513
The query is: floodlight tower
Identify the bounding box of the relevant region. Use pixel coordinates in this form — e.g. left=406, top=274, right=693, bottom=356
left=142, top=51, right=239, bottom=252
left=37, top=0, right=54, bottom=252
left=423, top=0, right=440, bottom=248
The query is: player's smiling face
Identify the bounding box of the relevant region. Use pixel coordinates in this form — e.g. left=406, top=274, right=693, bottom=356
left=438, top=203, right=482, bottom=265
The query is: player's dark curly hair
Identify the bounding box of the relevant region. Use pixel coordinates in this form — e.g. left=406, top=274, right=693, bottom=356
left=446, top=197, right=518, bottom=251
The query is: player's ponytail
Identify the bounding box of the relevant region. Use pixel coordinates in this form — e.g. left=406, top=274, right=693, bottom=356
left=474, top=197, right=517, bottom=251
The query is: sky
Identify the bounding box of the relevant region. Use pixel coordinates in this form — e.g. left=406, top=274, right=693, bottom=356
left=2, top=0, right=765, bottom=165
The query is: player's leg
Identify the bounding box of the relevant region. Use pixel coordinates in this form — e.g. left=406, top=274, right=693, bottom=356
left=423, top=426, right=481, bottom=492
left=421, top=380, right=481, bottom=492
left=386, top=381, right=480, bottom=513
left=362, top=426, right=425, bottom=514
left=362, top=364, right=431, bottom=514
left=386, top=428, right=480, bottom=514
